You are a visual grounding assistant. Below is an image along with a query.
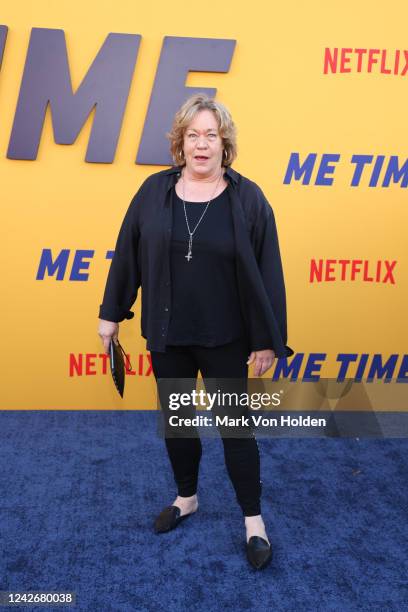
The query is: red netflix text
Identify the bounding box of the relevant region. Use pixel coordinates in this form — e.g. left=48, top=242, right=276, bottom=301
left=310, top=259, right=397, bottom=283
left=323, top=48, right=408, bottom=75
left=69, top=353, right=153, bottom=376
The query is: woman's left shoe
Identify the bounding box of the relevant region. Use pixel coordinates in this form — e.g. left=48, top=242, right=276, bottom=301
left=153, top=505, right=196, bottom=534
left=246, top=536, right=272, bottom=570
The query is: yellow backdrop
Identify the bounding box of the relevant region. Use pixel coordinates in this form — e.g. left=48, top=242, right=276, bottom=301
left=1, top=1, right=406, bottom=409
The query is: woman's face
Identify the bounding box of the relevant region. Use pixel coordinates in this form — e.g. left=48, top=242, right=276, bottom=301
left=182, top=109, right=224, bottom=177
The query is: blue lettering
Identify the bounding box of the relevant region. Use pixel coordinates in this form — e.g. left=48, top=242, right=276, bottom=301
left=283, top=153, right=317, bottom=185
left=367, top=354, right=398, bottom=382
left=303, top=353, right=326, bottom=381
left=336, top=353, right=358, bottom=381
left=272, top=353, right=303, bottom=381
left=350, top=155, right=373, bottom=186
left=36, top=248, right=70, bottom=280
left=69, top=250, right=94, bottom=280
left=315, top=153, right=340, bottom=185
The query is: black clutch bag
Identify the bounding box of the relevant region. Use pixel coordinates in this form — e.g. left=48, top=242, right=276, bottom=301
left=109, top=338, right=132, bottom=398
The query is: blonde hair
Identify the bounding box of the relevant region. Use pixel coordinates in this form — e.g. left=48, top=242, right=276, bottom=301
left=166, top=93, right=237, bottom=167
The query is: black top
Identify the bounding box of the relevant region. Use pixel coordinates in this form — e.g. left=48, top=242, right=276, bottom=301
left=166, top=186, right=246, bottom=347
left=99, top=165, right=294, bottom=358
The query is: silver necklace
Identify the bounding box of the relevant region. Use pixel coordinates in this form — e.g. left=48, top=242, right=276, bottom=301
left=180, top=170, right=223, bottom=262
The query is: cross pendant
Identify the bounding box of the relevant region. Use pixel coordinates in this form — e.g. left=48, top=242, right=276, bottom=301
left=185, top=251, right=192, bottom=261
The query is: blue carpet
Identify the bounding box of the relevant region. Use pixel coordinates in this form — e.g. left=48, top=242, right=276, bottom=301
left=0, top=411, right=407, bottom=611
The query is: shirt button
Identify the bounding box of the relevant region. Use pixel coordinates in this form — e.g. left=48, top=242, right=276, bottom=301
left=164, top=307, right=169, bottom=312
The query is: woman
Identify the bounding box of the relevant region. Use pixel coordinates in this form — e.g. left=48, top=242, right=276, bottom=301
left=98, top=94, right=293, bottom=570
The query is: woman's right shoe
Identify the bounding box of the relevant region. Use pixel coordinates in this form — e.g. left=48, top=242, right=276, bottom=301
left=153, top=505, right=196, bottom=534
left=246, top=536, right=272, bottom=570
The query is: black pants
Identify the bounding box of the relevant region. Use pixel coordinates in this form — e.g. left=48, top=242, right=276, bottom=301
left=150, top=337, right=262, bottom=516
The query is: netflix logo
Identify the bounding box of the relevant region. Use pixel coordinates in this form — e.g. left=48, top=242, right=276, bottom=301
left=310, top=259, right=397, bottom=284
left=323, top=48, right=408, bottom=76
left=69, top=352, right=153, bottom=377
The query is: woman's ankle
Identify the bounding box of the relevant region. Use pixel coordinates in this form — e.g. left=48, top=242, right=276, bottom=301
left=174, top=494, right=199, bottom=515
left=244, top=515, right=269, bottom=544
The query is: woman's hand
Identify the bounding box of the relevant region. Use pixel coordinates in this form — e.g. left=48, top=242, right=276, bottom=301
left=247, top=349, right=275, bottom=376
left=98, top=319, right=119, bottom=355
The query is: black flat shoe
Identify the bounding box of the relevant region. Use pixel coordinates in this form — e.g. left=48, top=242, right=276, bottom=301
left=153, top=505, right=196, bottom=534
left=246, top=536, right=272, bottom=570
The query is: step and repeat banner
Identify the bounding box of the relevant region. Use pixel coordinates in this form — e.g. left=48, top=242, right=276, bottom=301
left=1, top=1, right=406, bottom=409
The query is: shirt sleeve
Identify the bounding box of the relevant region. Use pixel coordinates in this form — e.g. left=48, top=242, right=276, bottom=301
left=250, top=184, right=294, bottom=357
left=98, top=187, right=143, bottom=323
